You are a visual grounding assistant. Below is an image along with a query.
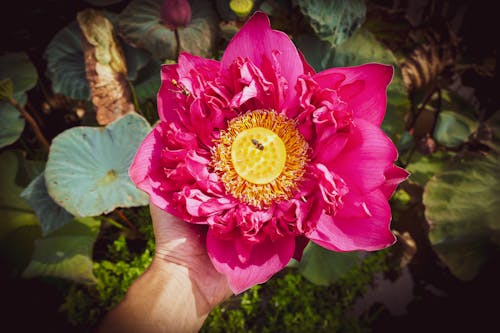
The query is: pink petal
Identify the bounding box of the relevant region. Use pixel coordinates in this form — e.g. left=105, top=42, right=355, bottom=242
left=312, top=132, right=349, bottom=166
left=177, top=52, right=220, bottom=81
left=331, top=119, right=398, bottom=193
left=380, top=165, right=410, bottom=199
left=207, top=231, right=295, bottom=294
left=184, top=188, right=236, bottom=217
left=128, top=125, right=169, bottom=209
left=221, top=12, right=303, bottom=103
left=314, top=63, right=393, bottom=126
left=307, top=189, right=396, bottom=251
left=158, top=64, right=182, bottom=123
left=177, top=52, right=220, bottom=96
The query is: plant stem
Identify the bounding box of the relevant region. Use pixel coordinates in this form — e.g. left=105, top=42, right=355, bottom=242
left=99, top=216, right=126, bottom=230
left=127, top=80, right=142, bottom=115
left=8, top=97, right=50, bottom=152
left=429, top=88, right=442, bottom=136
left=115, top=208, right=142, bottom=236
left=174, top=28, right=181, bottom=59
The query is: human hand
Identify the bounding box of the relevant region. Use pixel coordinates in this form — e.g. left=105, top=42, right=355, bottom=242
left=149, top=203, right=233, bottom=311
left=97, top=204, right=232, bottom=333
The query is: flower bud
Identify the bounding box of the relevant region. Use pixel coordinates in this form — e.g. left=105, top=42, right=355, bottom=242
left=160, top=0, right=192, bottom=29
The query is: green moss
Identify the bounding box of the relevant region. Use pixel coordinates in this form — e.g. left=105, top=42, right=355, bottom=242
left=201, top=250, right=389, bottom=333
left=62, top=207, right=155, bottom=330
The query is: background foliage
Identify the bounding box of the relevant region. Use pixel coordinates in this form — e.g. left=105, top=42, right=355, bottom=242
left=1, top=0, right=499, bottom=332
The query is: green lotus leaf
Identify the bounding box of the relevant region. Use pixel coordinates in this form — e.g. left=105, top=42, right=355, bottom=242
left=45, top=113, right=151, bottom=217
left=406, top=151, right=453, bottom=186
left=423, top=154, right=500, bottom=280
left=118, top=0, right=217, bottom=60
left=294, top=34, right=336, bottom=72
left=0, top=52, right=38, bottom=94
left=44, top=19, right=152, bottom=100
left=0, top=93, right=26, bottom=149
left=21, top=172, right=74, bottom=236
left=297, top=0, right=366, bottom=47
left=433, top=111, right=477, bottom=148
left=297, top=242, right=360, bottom=286
left=0, top=151, right=40, bottom=276
left=332, top=28, right=410, bottom=141
left=0, top=78, right=13, bottom=101
left=22, top=217, right=101, bottom=284
left=44, top=22, right=89, bottom=99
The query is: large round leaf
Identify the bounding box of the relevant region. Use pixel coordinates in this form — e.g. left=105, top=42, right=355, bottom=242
left=0, top=52, right=38, bottom=94
left=423, top=155, right=500, bottom=280
left=0, top=151, right=40, bottom=276
left=22, top=217, right=100, bottom=284
left=45, top=113, right=151, bottom=217
left=44, top=19, right=152, bottom=100
left=44, top=22, right=89, bottom=100
left=118, top=0, right=218, bottom=60
left=0, top=93, right=26, bottom=149
left=297, top=242, right=360, bottom=286
left=332, top=28, right=410, bottom=141
left=21, top=172, right=74, bottom=236
left=406, top=151, right=453, bottom=186
left=297, top=0, right=366, bottom=47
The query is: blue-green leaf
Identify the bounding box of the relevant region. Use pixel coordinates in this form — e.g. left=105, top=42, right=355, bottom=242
left=118, top=0, right=218, bottom=60
left=0, top=93, right=26, bottom=149
left=22, top=217, right=101, bottom=284
left=433, top=111, right=477, bottom=148
left=44, top=22, right=89, bottom=100
left=45, top=113, right=151, bottom=217
left=297, top=0, right=366, bottom=47
left=297, top=242, right=360, bottom=286
left=0, top=52, right=38, bottom=94
left=21, top=172, right=74, bottom=236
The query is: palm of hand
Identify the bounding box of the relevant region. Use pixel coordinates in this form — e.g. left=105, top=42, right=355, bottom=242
left=149, top=203, right=233, bottom=308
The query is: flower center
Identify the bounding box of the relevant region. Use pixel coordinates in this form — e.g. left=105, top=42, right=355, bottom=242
left=231, top=127, right=286, bottom=184
left=212, top=110, right=309, bottom=208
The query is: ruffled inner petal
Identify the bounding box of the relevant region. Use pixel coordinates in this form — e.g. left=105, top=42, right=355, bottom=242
left=314, top=63, right=393, bottom=126
left=221, top=12, right=303, bottom=106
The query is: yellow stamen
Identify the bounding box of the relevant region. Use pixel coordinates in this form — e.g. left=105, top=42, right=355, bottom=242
left=212, top=110, right=309, bottom=208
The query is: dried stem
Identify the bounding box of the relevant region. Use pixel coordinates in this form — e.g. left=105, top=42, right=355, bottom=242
left=8, top=97, right=50, bottom=152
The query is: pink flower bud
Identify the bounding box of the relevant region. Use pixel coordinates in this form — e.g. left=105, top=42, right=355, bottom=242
left=160, top=0, right=192, bottom=29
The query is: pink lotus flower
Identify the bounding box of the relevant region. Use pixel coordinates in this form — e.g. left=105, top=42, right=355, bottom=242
left=129, top=12, right=409, bottom=294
